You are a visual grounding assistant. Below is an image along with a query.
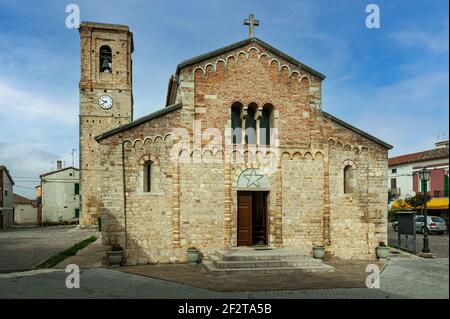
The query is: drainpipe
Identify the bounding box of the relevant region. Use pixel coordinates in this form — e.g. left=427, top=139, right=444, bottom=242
left=121, top=136, right=128, bottom=248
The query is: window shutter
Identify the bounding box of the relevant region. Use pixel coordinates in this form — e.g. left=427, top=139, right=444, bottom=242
left=445, top=175, right=449, bottom=197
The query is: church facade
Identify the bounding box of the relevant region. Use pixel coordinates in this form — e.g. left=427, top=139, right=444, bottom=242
left=79, top=22, right=392, bottom=265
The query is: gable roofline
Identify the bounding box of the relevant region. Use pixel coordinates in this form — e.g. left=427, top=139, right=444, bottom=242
left=322, top=111, right=393, bottom=149
left=95, top=102, right=183, bottom=142
left=40, top=166, right=79, bottom=179
left=0, top=165, right=15, bottom=185
left=14, top=193, right=33, bottom=205
left=176, top=37, right=326, bottom=80
left=389, top=148, right=449, bottom=167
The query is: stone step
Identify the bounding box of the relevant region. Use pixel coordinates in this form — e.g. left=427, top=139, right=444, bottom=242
left=202, top=260, right=335, bottom=275
left=215, top=248, right=316, bottom=262
left=209, top=254, right=323, bottom=269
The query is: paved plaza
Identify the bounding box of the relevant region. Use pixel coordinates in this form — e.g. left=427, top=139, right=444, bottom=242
left=0, top=226, right=97, bottom=272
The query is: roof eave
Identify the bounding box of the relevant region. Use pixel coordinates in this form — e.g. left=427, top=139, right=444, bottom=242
left=322, top=111, right=393, bottom=150
left=39, top=166, right=79, bottom=179
left=176, top=37, right=326, bottom=80
left=0, top=166, right=15, bottom=185
left=95, top=102, right=183, bottom=142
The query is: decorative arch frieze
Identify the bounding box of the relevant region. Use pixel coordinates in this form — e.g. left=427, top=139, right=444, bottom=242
left=191, top=46, right=314, bottom=86
left=327, top=137, right=365, bottom=154
left=123, top=133, right=174, bottom=148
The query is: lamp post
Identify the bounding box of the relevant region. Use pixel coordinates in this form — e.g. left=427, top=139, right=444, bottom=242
left=418, top=167, right=431, bottom=254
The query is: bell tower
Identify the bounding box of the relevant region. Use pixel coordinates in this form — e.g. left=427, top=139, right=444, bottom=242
left=78, top=22, right=133, bottom=226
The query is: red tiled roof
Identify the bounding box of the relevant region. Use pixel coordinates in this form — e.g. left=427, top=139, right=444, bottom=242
left=389, top=148, right=449, bottom=166
left=13, top=193, right=32, bottom=205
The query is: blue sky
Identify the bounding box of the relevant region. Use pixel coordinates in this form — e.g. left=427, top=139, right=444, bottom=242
left=0, top=0, right=448, bottom=197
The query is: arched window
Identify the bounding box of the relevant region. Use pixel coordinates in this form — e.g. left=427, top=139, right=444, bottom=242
left=260, top=104, right=273, bottom=145
left=245, top=103, right=257, bottom=144
left=231, top=103, right=242, bottom=144
left=100, top=45, right=112, bottom=73
left=143, top=160, right=153, bottom=192
left=344, top=165, right=355, bottom=194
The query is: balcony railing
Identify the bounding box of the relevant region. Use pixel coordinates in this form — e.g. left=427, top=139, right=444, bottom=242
left=433, top=190, right=449, bottom=198
left=389, top=188, right=401, bottom=196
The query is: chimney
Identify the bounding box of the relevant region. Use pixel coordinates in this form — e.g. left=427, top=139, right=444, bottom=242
left=56, top=160, right=63, bottom=170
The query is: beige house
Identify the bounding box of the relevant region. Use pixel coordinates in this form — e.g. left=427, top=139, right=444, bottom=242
left=40, top=166, right=80, bottom=224
left=13, top=193, right=38, bottom=225
left=0, top=165, right=15, bottom=229
left=79, top=22, right=391, bottom=265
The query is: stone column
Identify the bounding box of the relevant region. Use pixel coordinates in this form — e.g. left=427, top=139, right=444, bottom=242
left=172, top=162, right=181, bottom=248
left=240, top=107, right=247, bottom=145
left=255, top=108, right=262, bottom=145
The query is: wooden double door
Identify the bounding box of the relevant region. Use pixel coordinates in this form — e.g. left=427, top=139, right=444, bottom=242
left=237, top=191, right=268, bottom=246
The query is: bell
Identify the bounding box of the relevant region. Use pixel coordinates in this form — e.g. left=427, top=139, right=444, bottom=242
left=101, top=58, right=111, bottom=72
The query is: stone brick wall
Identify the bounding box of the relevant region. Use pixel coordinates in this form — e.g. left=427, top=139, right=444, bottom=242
left=179, top=162, right=225, bottom=257
left=79, top=23, right=134, bottom=226
left=281, top=156, right=324, bottom=253
left=97, top=38, right=389, bottom=263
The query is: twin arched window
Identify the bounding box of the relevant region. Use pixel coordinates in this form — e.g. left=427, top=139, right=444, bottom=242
left=100, top=45, right=112, bottom=73
left=231, top=103, right=242, bottom=144
left=231, top=103, right=273, bottom=145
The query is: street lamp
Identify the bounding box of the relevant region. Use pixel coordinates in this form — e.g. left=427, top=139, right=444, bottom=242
left=418, top=167, right=431, bottom=254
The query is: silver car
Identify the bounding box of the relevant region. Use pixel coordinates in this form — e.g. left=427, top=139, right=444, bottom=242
left=416, top=215, right=446, bottom=235
left=392, top=215, right=446, bottom=235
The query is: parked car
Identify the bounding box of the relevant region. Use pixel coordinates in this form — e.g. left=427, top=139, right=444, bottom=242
left=416, top=216, right=446, bottom=235
left=392, top=215, right=446, bottom=235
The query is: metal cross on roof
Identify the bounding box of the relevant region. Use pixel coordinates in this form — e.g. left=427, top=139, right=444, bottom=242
left=244, top=14, right=260, bottom=38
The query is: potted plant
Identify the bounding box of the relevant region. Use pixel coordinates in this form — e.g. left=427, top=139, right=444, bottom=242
left=187, top=247, right=200, bottom=264
left=312, top=244, right=325, bottom=259
left=376, top=242, right=389, bottom=259
left=108, top=244, right=124, bottom=266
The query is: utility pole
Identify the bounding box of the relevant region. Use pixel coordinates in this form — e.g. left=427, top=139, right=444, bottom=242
left=71, top=149, right=76, bottom=167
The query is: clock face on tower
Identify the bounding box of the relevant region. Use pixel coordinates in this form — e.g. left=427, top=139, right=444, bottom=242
left=98, top=95, right=113, bottom=109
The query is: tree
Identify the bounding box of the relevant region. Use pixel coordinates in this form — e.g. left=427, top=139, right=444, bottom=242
left=405, top=193, right=431, bottom=210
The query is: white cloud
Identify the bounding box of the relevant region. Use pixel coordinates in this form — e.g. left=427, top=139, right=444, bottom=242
left=0, top=143, right=60, bottom=198
left=324, top=70, right=449, bottom=157
left=390, top=28, right=449, bottom=54
left=0, top=79, right=76, bottom=125
left=375, top=72, right=449, bottom=109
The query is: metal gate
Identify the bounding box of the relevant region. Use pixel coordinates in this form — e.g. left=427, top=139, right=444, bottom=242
left=397, top=211, right=417, bottom=254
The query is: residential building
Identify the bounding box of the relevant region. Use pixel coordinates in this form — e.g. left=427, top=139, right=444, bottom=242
left=40, top=162, right=80, bottom=224
left=0, top=165, right=15, bottom=229
left=13, top=193, right=38, bottom=225
left=388, top=140, right=449, bottom=201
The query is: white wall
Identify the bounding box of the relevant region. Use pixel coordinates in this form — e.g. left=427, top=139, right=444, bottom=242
left=41, top=168, right=80, bottom=223
left=388, top=163, right=415, bottom=199
left=14, top=204, right=37, bottom=225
